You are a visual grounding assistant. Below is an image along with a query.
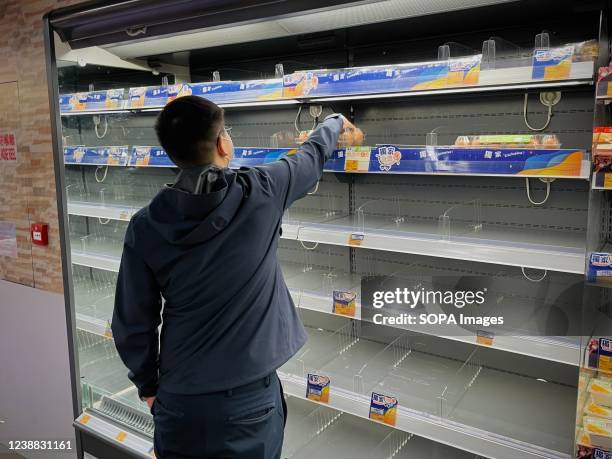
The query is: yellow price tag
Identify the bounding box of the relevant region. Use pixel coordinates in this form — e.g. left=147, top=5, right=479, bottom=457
left=476, top=330, right=494, bottom=346
left=344, top=147, right=371, bottom=172
left=115, top=431, right=127, bottom=442
left=104, top=321, right=113, bottom=339
left=79, top=414, right=91, bottom=425
left=348, top=232, right=364, bottom=247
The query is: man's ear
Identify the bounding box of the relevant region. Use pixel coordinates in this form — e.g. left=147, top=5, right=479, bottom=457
left=216, top=134, right=227, bottom=157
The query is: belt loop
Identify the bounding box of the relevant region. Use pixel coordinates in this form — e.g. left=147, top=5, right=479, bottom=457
left=265, top=375, right=271, bottom=387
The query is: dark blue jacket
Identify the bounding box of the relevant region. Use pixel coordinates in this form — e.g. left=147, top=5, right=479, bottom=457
left=111, top=114, right=344, bottom=397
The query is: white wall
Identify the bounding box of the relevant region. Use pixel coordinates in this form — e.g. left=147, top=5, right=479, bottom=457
left=0, top=280, right=76, bottom=458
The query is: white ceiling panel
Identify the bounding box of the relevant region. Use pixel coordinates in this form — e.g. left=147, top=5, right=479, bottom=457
left=103, top=0, right=518, bottom=59
left=277, top=0, right=517, bottom=34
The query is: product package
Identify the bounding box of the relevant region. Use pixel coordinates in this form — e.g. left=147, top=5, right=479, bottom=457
left=584, top=416, right=612, bottom=450
left=589, top=378, right=612, bottom=407
left=579, top=370, right=596, bottom=425
left=593, top=127, right=612, bottom=177
left=587, top=254, right=612, bottom=284
left=597, top=67, right=612, bottom=99
left=369, top=392, right=398, bottom=426
left=585, top=397, right=612, bottom=420
left=129, top=146, right=174, bottom=167
left=585, top=338, right=612, bottom=371
left=594, top=127, right=612, bottom=146
left=573, top=40, right=599, bottom=62
left=332, top=290, right=356, bottom=317
left=306, top=374, right=330, bottom=403
left=576, top=428, right=612, bottom=459
left=59, top=89, right=125, bottom=112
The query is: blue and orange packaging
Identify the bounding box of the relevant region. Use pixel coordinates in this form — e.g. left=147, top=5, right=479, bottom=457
left=446, top=55, right=481, bottom=87
left=532, top=45, right=574, bottom=80
left=128, top=84, right=191, bottom=108
left=63, top=146, right=86, bottom=164
left=306, top=374, right=330, bottom=403
left=600, top=339, right=612, bottom=374
left=63, top=146, right=128, bottom=166
left=576, top=426, right=612, bottom=459
left=371, top=144, right=584, bottom=176
left=104, top=146, right=130, bottom=166
left=130, top=146, right=175, bottom=167
left=59, top=89, right=125, bottom=112
left=282, top=56, right=483, bottom=98
left=282, top=61, right=449, bottom=98
left=226, top=146, right=585, bottom=177
left=587, top=252, right=612, bottom=284
left=369, top=392, right=398, bottom=426
left=333, top=290, right=356, bottom=317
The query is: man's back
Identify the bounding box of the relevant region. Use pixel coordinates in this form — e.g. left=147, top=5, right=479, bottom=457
left=112, top=110, right=344, bottom=399
left=110, top=95, right=346, bottom=458
left=117, top=166, right=306, bottom=394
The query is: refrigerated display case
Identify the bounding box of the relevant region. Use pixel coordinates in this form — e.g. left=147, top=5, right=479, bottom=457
left=43, top=1, right=611, bottom=458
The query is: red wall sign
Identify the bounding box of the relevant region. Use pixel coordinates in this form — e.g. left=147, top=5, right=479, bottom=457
left=0, top=132, right=17, bottom=162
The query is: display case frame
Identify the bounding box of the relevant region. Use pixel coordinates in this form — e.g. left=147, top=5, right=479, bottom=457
left=43, top=1, right=611, bottom=458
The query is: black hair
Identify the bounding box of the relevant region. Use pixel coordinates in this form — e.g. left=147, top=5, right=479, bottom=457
left=154, top=95, right=225, bottom=167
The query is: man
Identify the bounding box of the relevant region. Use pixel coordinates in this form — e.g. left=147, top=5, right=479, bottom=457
left=111, top=95, right=351, bottom=458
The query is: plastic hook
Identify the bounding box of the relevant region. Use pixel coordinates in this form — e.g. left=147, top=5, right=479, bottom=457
left=523, top=92, right=560, bottom=131
left=525, top=177, right=554, bottom=206
left=94, top=115, right=108, bottom=139
left=95, top=165, right=109, bottom=183
left=521, top=267, right=547, bottom=282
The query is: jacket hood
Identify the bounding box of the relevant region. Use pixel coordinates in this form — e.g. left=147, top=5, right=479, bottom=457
left=147, top=168, right=244, bottom=245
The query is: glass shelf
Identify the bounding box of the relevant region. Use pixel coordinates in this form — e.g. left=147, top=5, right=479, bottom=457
left=59, top=60, right=594, bottom=117
left=279, top=324, right=576, bottom=459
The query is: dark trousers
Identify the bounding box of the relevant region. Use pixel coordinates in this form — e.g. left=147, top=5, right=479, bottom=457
left=152, top=372, right=287, bottom=459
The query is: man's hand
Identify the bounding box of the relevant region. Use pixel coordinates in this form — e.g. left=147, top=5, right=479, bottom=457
left=339, top=114, right=355, bottom=131
left=143, top=396, right=156, bottom=409
left=337, top=115, right=364, bottom=147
